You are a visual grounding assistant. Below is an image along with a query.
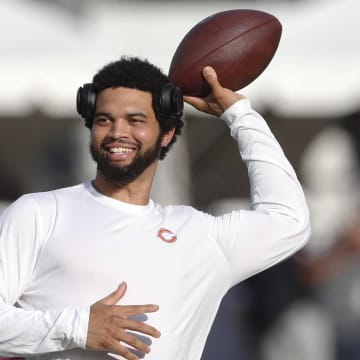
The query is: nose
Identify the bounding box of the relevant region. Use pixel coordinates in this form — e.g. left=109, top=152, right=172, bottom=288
left=108, top=118, right=130, bottom=139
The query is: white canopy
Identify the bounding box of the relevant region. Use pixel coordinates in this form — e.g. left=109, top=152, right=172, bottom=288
left=247, top=0, right=360, bottom=117
left=0, top=0, right=359, bottom=118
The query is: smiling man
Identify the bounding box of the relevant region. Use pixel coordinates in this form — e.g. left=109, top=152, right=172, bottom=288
left=0, top=56, right=310, bottom=360
left=89, top=87, right=174, bottom=201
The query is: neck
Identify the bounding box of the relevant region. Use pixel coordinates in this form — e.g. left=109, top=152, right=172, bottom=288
left=92, top=162, right=158, bottom=205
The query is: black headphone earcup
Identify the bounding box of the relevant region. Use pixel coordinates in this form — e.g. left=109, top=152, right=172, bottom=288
left=160, top=83, right=184, bottom=118
left=76, top=83, right=96, bottom=128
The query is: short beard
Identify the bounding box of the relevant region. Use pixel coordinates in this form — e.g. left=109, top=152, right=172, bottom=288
left=90, top=135, right=162, bottom=187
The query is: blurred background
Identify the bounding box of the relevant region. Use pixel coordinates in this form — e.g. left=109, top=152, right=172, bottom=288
left=0, top=0, right=359, bottom=359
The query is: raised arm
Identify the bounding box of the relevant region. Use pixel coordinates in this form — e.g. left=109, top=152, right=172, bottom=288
left=185, top=67, right=311, bottom=285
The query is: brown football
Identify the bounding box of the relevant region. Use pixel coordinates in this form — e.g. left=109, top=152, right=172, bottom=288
left=168, top=9, right=282, bottom=97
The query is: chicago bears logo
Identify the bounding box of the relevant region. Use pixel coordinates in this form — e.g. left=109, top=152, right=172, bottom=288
left=157, top=228, right=177, bottom=243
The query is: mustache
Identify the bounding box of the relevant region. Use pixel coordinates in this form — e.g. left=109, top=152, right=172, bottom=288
left=101, top=138, right=141, bottom=149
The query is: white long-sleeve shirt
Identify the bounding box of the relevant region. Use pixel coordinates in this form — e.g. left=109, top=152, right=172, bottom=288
left=0, top=99, right=310, bottom=360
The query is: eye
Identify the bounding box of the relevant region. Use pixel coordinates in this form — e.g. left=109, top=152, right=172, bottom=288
left=127, top=112, right=147, bottom=124
left=94, top=116, right=110, bottom=125
left=129, top=117, right=145, bottom=124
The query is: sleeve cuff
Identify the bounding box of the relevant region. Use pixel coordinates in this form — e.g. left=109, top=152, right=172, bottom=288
left=220, top=99, right=252, bottom=126
left=72, top=306, right=90, bottom=349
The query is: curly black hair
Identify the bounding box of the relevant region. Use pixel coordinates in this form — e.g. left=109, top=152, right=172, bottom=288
left=90, top=56, right=184, bottom=160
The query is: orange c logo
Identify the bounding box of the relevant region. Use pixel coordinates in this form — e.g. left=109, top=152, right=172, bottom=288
left=157, top=228, right=177, bottom=243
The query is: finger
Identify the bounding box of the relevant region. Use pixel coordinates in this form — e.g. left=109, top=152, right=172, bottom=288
left=98, top=282, right=127, bottom=306
left=117, top=304, right=160, bottom=317
left=116, top=318, right=161, bottom=338
left=116, top=331, right=152, bottom=355
left=183, top=96, right=208, bottom=111
left=108, top=342, right=141, bottom=360
left=202, top=66, right=223, bottom=94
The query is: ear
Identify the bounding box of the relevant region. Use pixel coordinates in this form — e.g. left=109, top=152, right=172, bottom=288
left=161, top=128, right=176, bottom=147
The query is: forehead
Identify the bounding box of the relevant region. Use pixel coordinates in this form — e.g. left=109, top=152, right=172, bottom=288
left=96, top=87, right=153, bottom=111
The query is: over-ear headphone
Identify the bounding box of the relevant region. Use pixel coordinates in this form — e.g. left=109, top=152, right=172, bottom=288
left=76, top=83, right=184, bottom=128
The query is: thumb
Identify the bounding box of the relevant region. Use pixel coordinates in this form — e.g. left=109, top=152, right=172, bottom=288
left=202, top=65, right=246, bottom=111
left=202, top=66, right=222, bottom=93
left=98, top=282, right=127, bottom=306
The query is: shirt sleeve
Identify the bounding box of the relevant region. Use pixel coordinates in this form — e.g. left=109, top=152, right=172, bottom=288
left=212, top=99, right=311, bottom=286
left=0, top=195, right=89, bottom=357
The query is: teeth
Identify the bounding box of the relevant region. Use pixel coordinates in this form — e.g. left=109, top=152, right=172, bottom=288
left=109, top=147, right=134, bottom=154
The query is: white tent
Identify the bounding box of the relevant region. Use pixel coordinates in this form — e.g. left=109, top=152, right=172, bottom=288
left=0, top=0, right=359, bottom=118
left=247, top=0, right=360, bottom=117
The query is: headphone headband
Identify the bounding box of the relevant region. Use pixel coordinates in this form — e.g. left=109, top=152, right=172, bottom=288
left=76, top=83, right=183, bottom=128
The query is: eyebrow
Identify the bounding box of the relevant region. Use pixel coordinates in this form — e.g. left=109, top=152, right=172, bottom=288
left=94, top=111, right=148, bottom=119
left=94, top=111, right=114, bottom=120
left=127, top=111, right=148, bottom=119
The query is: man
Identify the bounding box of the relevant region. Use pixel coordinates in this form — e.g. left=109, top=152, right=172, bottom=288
left=0, top=56, right=310, bottom=360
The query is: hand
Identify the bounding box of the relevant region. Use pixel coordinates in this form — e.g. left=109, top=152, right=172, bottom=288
left=86, top=282, right=161, bottom=360
left=183, top=66, right=245, bottom=117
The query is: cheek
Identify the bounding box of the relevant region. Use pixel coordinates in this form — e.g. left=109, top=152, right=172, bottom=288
left=134, top=127, right=160, bottom=144
left=134, top=129, right=149, bottom=140
left=91, top=128, right=106, bottom=146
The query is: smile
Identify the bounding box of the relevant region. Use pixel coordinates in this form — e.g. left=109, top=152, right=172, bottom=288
left=109, top=147, right=135, bottom=154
